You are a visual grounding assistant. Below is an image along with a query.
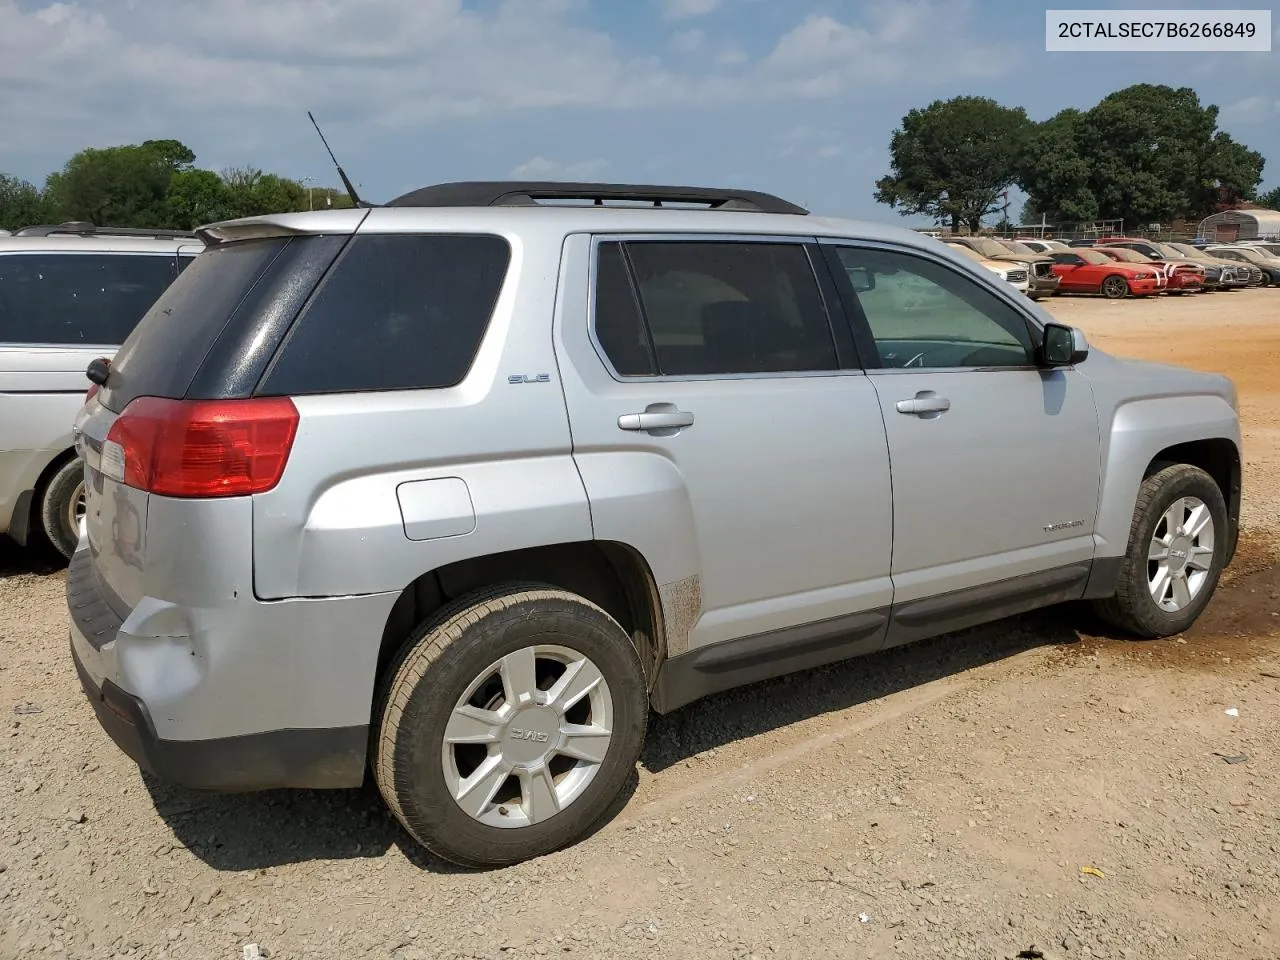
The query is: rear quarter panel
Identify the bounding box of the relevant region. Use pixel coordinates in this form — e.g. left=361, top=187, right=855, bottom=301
left=250, top=224, right=593, bottom=600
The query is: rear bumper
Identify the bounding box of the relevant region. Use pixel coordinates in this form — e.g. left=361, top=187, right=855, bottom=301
left=65, top=545, right=388, bottom=791
left=70, top=637, right=367, bottom=791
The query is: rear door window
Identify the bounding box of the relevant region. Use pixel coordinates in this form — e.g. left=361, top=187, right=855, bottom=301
left=0, top=253, right=177, bottom=346
left=259, top=233, right=511, bottom=395
left=593, top=240, right=838, bottom=377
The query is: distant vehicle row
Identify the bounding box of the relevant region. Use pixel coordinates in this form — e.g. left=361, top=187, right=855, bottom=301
left=942, top=235, right=1280, bottom=299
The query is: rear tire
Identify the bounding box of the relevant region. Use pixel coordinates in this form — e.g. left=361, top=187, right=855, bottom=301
left=373, top=584, right=648, bottom=868
left=1092, top=464, right=1227, bottom=638
left=38, top=459, right=85, bottom=562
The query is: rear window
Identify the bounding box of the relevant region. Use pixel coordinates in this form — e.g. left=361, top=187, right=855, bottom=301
left=102, top=238, right=295, bottom=411
left=259, top=233, right=510, bottom=395
left=0, top=253, right=178, bottom=346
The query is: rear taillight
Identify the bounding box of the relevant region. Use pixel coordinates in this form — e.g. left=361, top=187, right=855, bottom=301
left=103, top=397, right=299, bottom=498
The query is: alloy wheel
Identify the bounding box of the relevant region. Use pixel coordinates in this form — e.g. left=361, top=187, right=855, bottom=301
left=442, top=644, right=614, bottom=829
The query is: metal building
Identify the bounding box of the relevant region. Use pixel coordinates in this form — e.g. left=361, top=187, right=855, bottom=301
left=1195, top=206, right=1280, bottom=241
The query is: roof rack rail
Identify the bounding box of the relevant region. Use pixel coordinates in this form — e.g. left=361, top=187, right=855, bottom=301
left=12, top=221, right=198, bottom=240
left=386, top=181, right=809, bottom=215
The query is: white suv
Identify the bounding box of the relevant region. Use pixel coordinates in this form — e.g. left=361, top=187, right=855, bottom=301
left=0, top=223, right=202, bottom=558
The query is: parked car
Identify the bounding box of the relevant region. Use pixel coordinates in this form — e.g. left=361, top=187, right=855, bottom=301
left=1094, top=245, right=1205, bottom=294
left=1012, top=239, right=1069, bottom=254
left=1234, top=241, right=1280, bottom=258
left=1163, top=241, right=1262, bottom=287
left=1, top=223, right=202, bottom=559
left=946, top=243, right=1030, bottom=294
left=1047, top=248, right=1164, bottom=298
left=1206, top=245, right=1280, bottom=285
left=1066, top=239, right=1098, bottom=247
left=942, top=237, right=1060, bottom=299
left=68, top=180, right=1242, bottom=868
left=1099, top=239, right=1244, bottom=290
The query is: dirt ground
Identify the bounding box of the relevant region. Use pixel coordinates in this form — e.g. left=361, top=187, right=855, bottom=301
left=2, top=289, right=1279, bottom=960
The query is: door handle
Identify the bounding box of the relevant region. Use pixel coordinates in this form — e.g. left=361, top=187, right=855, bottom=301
left=618, top=408, right=694, bottom=431
left=896, top=394, right=951, bottom=416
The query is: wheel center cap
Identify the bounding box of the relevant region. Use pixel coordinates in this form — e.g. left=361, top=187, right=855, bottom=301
left=501, top=706, right=560, bottom=764
left=1168, top=536, right=1193, bottom=574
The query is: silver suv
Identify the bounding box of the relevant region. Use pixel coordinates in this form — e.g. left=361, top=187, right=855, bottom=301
left=67, top=182, right=1242, bottom=868
left=1, top=223, right=202, bottom=558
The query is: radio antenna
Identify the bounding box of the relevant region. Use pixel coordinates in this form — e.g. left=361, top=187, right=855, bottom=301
left=307, top=111, right=370, bottom=208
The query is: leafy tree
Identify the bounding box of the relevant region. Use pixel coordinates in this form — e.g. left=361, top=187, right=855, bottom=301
left=166, top=169, right=237, bottom=229
left=0, top=174, right=51, bottom=231
left=1259, top=186, right=1280, bottom=210
left=1016, top=109, right=1098, bottom=223
left=44, top=139, right=198, bottom=227
left=875, top=96, right=1032, bottom=232
left=1020, top=85, right=1264, bottom=228
left=219, top=167, right=313, bottom=217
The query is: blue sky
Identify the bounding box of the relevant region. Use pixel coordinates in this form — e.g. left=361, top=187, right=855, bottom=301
left=1, top=0, right=1277, bottom=225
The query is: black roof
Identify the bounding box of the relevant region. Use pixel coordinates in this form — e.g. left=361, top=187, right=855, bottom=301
left=385, top=181, right=808, bottom=215
left=12, top=221, right=197, bottom=240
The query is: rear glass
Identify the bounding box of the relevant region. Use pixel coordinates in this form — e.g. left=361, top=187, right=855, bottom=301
left=101, top=238, right=292, bottom=411
left=259, top=234, right=510, bottom=395
left=0, top=253, right=178, bottom=345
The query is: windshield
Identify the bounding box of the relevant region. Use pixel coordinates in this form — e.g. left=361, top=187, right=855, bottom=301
left=1167, top=243, right=1204, bottom=257
left=1000, top=241, right=1038, bottom=255
left=1075, top=249, right=1113, bottom=265
left=1218, top=247, right=1264, bottom=262
left=1251, top=243, right=1280, bottom=257
left=970, top=238, right=1011, bottom=258
left=1099, top=247, right=1149, bottom=263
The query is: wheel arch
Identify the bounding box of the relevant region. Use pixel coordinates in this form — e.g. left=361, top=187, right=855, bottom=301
left=9, top=446, right=77, bottom=547
left=1146, top=437, right=1241, bottom=563
left=373, top=540, right=669, bottom=720
left=1095, top=397, right=1241, bottom=566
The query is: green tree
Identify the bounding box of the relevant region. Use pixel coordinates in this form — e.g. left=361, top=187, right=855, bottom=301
left=875, top=96, right=1032, bottom=232
left=0, top=173, right=51, bottom=231
left=1259, top=186, right=1280, bottom=210
left=44, top=139, right=198, bottom=227
left=1020, top=85, right=1264, bottom=228
left=165, top=169, right=237, bottom=229
left=1016, top=109, right=1098, bottom=224
left=220, top=167, right=313, bottom=217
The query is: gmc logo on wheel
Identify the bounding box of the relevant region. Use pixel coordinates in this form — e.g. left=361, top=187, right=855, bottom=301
left=510, top=728, right=549, bottom=743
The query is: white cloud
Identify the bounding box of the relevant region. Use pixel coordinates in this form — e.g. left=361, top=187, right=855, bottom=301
left=509, top=156, right=610, bottom=179
left=669, top=28, right=706, bottom=54
left=660, top=0, right=719, bottom=21
left=763, top=2, right=1011, bottom=94
left=0, top=0, right=1013, bottom=164
left=1221, top=95, right=1279, bottom=124
left=779, top=125, right=847, bottom=162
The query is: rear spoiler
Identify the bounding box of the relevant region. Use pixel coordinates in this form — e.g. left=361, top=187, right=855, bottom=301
left=196, top=208, right=371, bottom=245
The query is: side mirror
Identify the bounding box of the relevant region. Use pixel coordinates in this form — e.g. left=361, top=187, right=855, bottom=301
left=845, top=266, right=876, bottom=292
left=1040, top=322, right=1089, bottom=367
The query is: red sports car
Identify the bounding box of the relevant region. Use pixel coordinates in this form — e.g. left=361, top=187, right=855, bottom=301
left=1047, top=249, right=1163, bottom=298
left=1094, top=245, right=1205, bottom=294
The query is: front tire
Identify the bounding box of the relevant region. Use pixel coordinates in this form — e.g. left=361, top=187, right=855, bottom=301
left=1101, top=275, right=1129, bottom=299
left=373, top=585, right=648, bottom=868
left=38, top=458, right=85, bottom=561
left=1093, top=464, right=1228, bottom=638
